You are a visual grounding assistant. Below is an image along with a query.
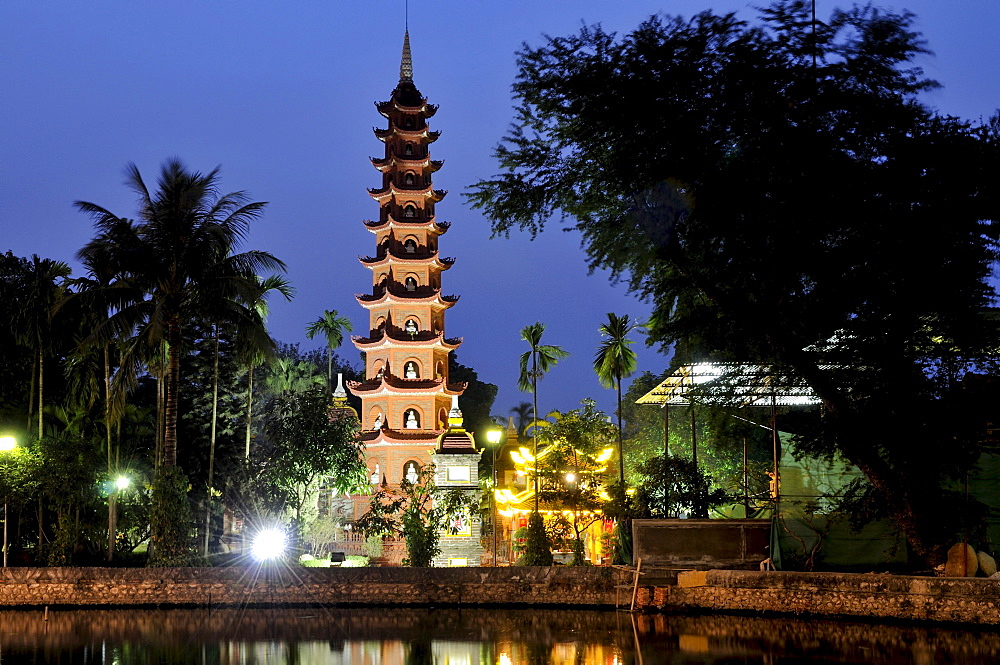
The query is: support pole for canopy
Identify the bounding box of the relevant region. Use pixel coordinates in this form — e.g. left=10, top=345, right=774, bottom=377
left=662, top=403, right=670, bottom=457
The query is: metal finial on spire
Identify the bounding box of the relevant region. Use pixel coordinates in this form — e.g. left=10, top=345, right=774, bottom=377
left=400, top=29, right=413, bottom=81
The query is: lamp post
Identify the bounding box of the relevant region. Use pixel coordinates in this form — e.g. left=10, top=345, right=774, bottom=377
left=107, top=475, right=130, bottom=562
left=0, top=436, right=17, bottom=568
left=486, top=429, right=503, bottom=566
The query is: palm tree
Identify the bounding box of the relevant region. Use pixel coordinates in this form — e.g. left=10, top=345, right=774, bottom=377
left=73, top=234, right=134, bottom=473
left=509, top=402, right=534, bottom=437
left=15, top=255, right=71, bottom=439
left=594, top=313, right=640, bottom=484
left=239, top=275, right=294, bottom=459
left=518, top=322, right=570, bottom=511
left=75, top=159, right=285, bottom=470
left=200, top=272, right=293, bottom=555
left=305, top=309, right=353, bottom=389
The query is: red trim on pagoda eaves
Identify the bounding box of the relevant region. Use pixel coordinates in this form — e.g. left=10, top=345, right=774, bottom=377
left=363, top=218, right=450, bottom=234
left=368, top=182, right=447, bottom=203
left=360, top=427, right=445, bottom=444
left=351, top=329, right=463, bottom=350
left=374, top=127, right=441, bottom=143
left=359, top=252, right=454, bottom=270
left=347, top=375, right=467, bottom=396
left=355, top=282, right=459, bottom=303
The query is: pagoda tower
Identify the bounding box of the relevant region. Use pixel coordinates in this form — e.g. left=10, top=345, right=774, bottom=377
left=348, top=31, right=471, bottom=508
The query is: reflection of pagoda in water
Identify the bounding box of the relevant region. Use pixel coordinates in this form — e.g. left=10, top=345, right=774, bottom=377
left=346, top=32, right=482, bottom=565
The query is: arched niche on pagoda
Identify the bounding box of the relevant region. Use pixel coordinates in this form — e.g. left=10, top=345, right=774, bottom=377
left=404, top=317, right=420, bottom=333
left=403, top=407, right=422, bottom=429
left=402, top=459, right=421, bottom=483
left=403, top=237, right=417, bottom=253
left=438, top=407, right=448, bottom=429
left=367, top=458, right=382, bottom=485
left=404, top=359, right=420, bottom=378
left=371, top=358, right=386, bottom=379
left=368, top=405, right=384, bottom=430
left=435, top=360, right=445, bottom=379
left=405, top=275, right=418, bottom=291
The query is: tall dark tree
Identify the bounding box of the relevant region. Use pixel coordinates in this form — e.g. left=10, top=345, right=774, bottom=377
left=75, top=159, right=285, bottom=470
left=509, top=402, right=535, bottom=437
left=517, top=322, right=570, bottom=512
left=16, top=255, right=71, bottom=439
left=448, top=354, right=499, bottom=443
left=469, top=2, right=1000, bottom=563
left=594, top=313, right=640, bottom=484
left=305, top=309, right=353, bottom=390
left=256, top=386, right=366, bottom=542
left=240, top=275, right=294, bottom=458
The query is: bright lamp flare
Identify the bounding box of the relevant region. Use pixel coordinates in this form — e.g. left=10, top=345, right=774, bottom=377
left=0, top=437, right=15, bottom=452
left=115, top=476, right=130, bottom=491
left=252, top=528, right=286, bottom=561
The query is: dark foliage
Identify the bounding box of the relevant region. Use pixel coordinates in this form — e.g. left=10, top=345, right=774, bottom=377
left=517, top=511, right=554, bottom=566
left=468, top=0, right=1000, bottom=564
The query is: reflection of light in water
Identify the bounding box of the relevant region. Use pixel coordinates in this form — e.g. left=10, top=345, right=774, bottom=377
left=432, top=641, right=478, bottom=665
left=678, top=634, right=710, bottom=653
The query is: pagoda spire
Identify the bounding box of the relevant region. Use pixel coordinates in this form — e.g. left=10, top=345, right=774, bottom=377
left=400, top=30, right=413, bottom=82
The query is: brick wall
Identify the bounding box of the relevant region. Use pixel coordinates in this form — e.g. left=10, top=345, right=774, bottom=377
left=0, top=566, right=629, bottom=608
left=659, top=569, right=1000, bottom=625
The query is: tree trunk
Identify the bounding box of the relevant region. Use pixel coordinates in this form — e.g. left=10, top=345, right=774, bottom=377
left=37, top=351, right=44, bottom=439
left=104, top=346, right=112, bottom=472
left=532, top=350, right=539, bottom=513
left=162, top=320, right=181, bottom=468
left=616, top=375, right=624, bottom=484
left=245, top=366, right=254, bottom=459
left=204, top=324, right=219, bottom=556
left=27, top=351, right=36, bottom=432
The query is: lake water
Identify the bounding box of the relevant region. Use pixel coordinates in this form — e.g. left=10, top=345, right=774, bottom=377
left=1, top=607, right=999, bottom=664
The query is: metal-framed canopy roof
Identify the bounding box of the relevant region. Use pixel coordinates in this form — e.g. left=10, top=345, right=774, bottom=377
left=636, top=363, right=823, bottom=407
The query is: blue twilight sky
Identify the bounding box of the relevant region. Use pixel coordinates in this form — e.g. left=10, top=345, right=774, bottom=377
left=2, top=1, right=999, bottom=421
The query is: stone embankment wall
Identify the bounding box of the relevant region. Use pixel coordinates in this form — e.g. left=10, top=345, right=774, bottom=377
left=654, top=569, right=1000, bottom=625
left=0, top=566, right=629, bottom=608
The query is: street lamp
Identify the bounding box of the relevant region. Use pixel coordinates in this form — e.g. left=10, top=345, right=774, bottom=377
left=107, top=474, right=131, bottom=562
left=252, top=527, right=287, bottom=561
left=0, top=436, right=17, bottom=568
left=486, top=429, right=503, bottom=566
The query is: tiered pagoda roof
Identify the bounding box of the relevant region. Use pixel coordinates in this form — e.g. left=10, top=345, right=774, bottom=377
left=351, top=329, right=462, bottom=350
left=363, top=218, right=450, bottom=233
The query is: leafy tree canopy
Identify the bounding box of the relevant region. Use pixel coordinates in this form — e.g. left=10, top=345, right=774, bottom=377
left=448, top=354, right=498, bottom=443
left=255, top=386, right=366, bottom=524
left=469, top=1, right=1000, bottom=563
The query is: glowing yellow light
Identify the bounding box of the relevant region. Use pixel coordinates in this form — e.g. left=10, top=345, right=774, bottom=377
left=515, top=469, right=525, bottom=476
left=595, top=447, right=613, bottom=463
left=0, top=437, right=15, bottom=452
left=518, top=447, right=534, bottom=462
left=510, top=451, right=524, bottom=465
left=565, top=472, right=576, bottom=483
left=499, top=654, right=512, bottom=665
